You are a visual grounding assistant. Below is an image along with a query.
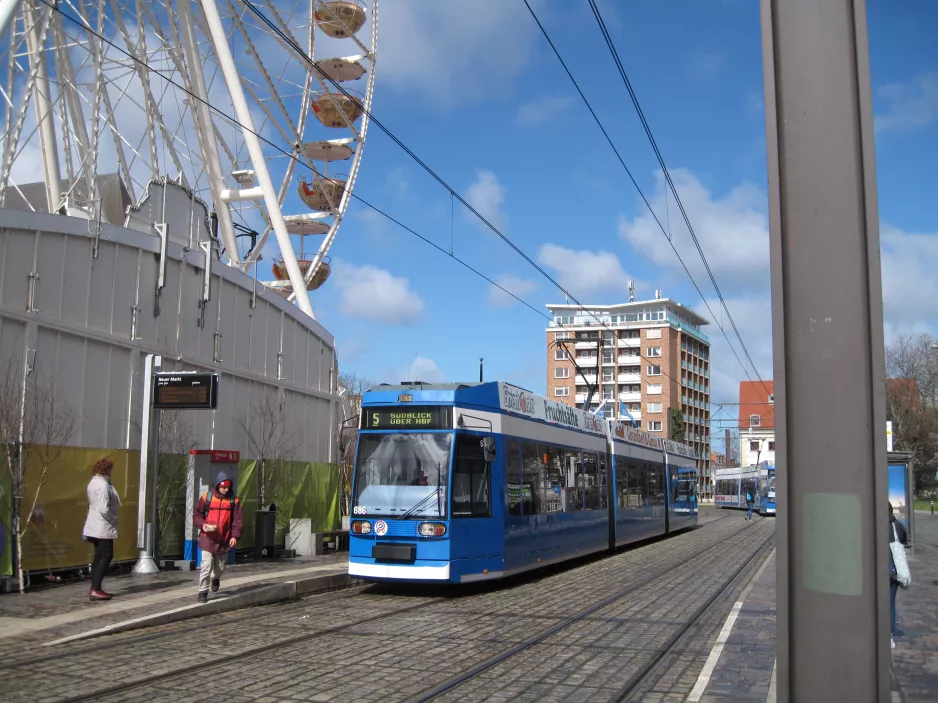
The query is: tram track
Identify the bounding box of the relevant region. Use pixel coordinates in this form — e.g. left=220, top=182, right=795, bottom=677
left=407, top=520, right=774, bottom=703
left=2, top=512, right=758, bottom=703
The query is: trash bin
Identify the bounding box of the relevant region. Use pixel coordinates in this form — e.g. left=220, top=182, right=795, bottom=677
left=255, top=503, right=278, bottom=559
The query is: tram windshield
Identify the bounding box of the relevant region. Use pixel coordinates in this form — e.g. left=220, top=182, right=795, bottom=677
left=353, top=433, right=452, bottom=518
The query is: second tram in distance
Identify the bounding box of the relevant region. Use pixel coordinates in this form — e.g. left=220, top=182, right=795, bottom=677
left=348, top=381, right=699, bottom=584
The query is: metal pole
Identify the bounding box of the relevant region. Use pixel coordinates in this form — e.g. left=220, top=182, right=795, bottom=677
left=761, top=0, right=889, bottom=701
left=24, top=1, right=62, bottom=212
left=197, top=0, right=314, bottom=318
left=479, top=358, right=483, bottom=383
left=132, top=354, right=159, bottom=574
left=0, top=0, right=20, bottom=41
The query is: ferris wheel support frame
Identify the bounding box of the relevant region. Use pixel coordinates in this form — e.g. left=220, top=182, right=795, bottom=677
left=177, top=0, right=240, bottom=264
left=23, top=1, right=63, bottom=212
left=0, top=0, right=19, bottom=45
left=198, top=0, right=314, bottom=318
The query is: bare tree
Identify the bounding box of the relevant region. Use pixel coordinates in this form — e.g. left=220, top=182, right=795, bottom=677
left=0, top=357, right=78, bottom=593
left=885, top=334, right=938, bottom=494
left=237, top=383, right=301, bottom=511
left=336, top=372, right=371, bottom=516
left=155, top=411, right=196, bottom=559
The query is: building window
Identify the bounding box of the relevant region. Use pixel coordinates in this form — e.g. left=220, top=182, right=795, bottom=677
left=603, top=388, right=614, bottom=401
left=647, top=384, right=662, bottom=395
left=647, top=346, right=662, bottom=357
left=646, top=328, right=662, bottom=339
left=554, top=387, right=569, bottom=397
left=768, top=441, right=776, bottom=451
left=602, top=350, right=614, bottom=364
left=555, top=349, right=569, bottom=360
left=647, top=364, right=662, bottom=376
left=555, top=331, right=569, bottom=340
left=750, top=441, right=760, bottom=451
left=749, top=414, right=761, bottom=427
left=647, top=421, right=663, bottom=432
left=554, top=368, right=569, bottom=379
left=647, top=402, right=662, bottom=413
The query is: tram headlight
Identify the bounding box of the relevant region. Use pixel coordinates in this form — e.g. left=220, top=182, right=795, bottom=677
left=417, top=522, right=446, bottom=537
left=352, top=520, right=371, bottom=534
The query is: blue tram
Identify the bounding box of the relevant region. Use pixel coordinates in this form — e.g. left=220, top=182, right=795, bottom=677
left=760, top=465, right=776, bottom=515
left=348, top=381, right=698, bottom=584
left=714, top=462, right=774, bottom=514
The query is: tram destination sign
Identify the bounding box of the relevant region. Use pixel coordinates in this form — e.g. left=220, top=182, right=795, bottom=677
left=363, top=405, right=451, bottom=430
left=153, top=372, right=219, bottom=410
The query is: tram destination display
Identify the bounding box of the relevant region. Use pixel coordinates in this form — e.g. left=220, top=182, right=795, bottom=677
left=362, top=406, right=451, bottom=430
left=153, top=372, right=219, bottom=410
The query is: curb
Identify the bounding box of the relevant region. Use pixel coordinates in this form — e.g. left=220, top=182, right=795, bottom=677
left=42, top=570, right=360, bottom=647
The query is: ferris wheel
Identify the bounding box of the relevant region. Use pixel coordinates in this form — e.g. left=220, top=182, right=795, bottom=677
left=0, top=0, right=378, bottom=319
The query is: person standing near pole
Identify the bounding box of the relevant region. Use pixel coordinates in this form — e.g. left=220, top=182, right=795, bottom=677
left=82, top=458, right=119, bottom=601
left=193, top=471, right=242, bottom=602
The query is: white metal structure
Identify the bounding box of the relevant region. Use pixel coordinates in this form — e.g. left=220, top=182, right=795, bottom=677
left=0, top=0, right=378, bottom=318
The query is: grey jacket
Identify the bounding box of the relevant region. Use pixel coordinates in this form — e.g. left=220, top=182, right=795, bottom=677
left=82, top=475, right=120, bottom=540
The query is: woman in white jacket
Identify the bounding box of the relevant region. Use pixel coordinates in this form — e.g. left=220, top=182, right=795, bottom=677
left=82, top=458, right=119, bottom=601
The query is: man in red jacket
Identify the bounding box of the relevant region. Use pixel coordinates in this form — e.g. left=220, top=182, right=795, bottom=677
left=193, top=471, right=243, bottom=602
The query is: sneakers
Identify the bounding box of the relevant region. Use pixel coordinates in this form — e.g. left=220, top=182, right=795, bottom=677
left=197, top=590, right=208, bottom=603
left=211, top=578, right=220, bottom=593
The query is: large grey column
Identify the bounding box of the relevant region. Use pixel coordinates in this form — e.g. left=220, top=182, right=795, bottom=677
left=760, top=0, right=890, bottom=701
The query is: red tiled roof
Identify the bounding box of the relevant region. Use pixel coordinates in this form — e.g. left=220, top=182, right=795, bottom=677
left=738, top=380, right=775, bottom=430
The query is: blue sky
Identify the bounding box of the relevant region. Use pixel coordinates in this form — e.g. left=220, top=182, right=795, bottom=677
left=302, top=0, right=937, bottom=416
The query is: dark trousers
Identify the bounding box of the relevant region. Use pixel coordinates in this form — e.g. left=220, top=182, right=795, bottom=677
left=890, top=580, right=899, bottom=635
left=89, top=537, right=114, bottom=591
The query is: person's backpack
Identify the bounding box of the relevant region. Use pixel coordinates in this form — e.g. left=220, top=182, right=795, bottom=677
left=201, top=492, right=240, bottom=518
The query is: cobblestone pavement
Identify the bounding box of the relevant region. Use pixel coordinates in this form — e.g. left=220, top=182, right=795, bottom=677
left=0, top=507, right=775, bottom=703
left=0, top=553, right=349, bottom=655
left=892, top=511, right=938, bottom=702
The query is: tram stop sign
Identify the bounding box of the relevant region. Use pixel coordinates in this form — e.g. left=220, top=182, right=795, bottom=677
left=153, top=372, right=219, bottom=410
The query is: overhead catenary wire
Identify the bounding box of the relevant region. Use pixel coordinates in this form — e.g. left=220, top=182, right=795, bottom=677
left=47, top=0, right=713, bottom=447
left=521, top=0, right=769, bottom=398
left=584, top=0, right=773, bottom=400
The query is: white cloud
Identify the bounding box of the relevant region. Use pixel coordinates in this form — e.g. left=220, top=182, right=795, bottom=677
left=696, top=295, right=774, bottom=406
left=465, top=170, right=507, bottom=232
left=331, top=260, right=424, bottom=324
left=515, top=96, right=575, bottom=127
left=373, top=0, right=541, bottom=109
left=537, top=244, right=637, bottom=300
left=617, top=168, right=770, bottom=291
left=405, top=357, right=446, bottom=383
left=875, top=72, right=938, bottom=133
left=880, top=223, right=938, bottom=340
left=388, top=167, right=410, bottom=196
left=487, top=274, right=538, bottom=308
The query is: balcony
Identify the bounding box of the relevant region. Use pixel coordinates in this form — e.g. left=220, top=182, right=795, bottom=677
left=617, top=338, right=641, bottom=348
left=574, top=340, right=598, bottom=349
left=575, top=374, right=597, bottom=385
left=577, top=357, right=598, bottom=367
left=617, top=373, right=641, bottom=384
left=618, top=355, right=641, bottom=365
left=618, top=391, right=641, bottom=403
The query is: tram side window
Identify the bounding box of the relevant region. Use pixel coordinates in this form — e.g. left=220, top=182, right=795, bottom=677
left=742, top=478, right=757, bottom=500
left=452, top=436, right=491, bottom=518
left=522, top=442, right=543, bottom=515
left=628, top=458, right=645, bottom=508
left=581, top=452, right=602, bottom=510
left=506, top=439, right=523, bottom=516
left=615, top=455, right=628, bottom=508
left=541, top=444, right=566, bottom=513
left=648, top=461, right=666, bottom=507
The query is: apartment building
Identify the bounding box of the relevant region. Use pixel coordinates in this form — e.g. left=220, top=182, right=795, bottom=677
left=546, top=296, right=713, bottom=490
left=738, top=380, right=776, bottom=466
